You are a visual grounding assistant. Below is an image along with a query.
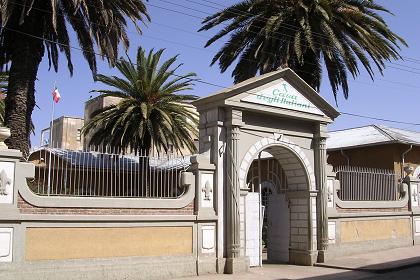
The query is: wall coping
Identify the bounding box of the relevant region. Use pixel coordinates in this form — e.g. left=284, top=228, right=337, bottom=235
left=333, top=183, right=409, bottom=209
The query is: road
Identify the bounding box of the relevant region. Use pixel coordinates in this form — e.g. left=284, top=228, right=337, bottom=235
left=364, top=265, right=419, bottom=280
left=174, top=264, right=420, bottom=280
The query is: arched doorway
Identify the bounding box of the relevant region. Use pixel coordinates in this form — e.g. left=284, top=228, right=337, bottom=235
left=192, top=68, right=339, bottom=272
left=246, top=154, right=289, bottom=265
left=240, top=139, right=317, bottom=266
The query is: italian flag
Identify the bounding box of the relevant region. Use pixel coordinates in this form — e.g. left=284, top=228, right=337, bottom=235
left=52, top=88, right=61, bottom=103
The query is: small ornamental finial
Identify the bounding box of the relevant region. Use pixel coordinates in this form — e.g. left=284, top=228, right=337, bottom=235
left=0, top=126, right=10, bottom=150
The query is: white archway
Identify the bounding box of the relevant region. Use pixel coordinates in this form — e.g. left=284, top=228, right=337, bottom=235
left=239, top=136, right=318, bottom=265
left=239, top=136, right=316, bottom=192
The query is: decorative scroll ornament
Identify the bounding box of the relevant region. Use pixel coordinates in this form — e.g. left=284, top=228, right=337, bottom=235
left=0, top=169, right=11, bottom=196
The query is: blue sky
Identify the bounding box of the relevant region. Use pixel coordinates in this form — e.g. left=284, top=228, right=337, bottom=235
left=32, top=0, right=420, bottom=147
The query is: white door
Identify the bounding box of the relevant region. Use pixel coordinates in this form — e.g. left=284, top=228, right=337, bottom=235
left=245, top=192, right=261, bottom=266
left=267, top=193, right=289, bottom=263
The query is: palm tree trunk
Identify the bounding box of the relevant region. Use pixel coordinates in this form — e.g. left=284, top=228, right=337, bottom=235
left=5, top=33, right=43, bottom=158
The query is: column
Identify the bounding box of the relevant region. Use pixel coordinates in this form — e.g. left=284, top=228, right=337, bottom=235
left=227, top=124, right=240, bottom=259
left=314, top=125, right=329, bottom=261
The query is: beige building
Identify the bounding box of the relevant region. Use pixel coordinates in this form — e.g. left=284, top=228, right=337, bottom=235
left=40, top=116, right=84, bottom=150
left=327, top=125, right=420, bottom=178
left=83, top=95, right=123, bottom=149
left=42, top=95, right=198, bottom=154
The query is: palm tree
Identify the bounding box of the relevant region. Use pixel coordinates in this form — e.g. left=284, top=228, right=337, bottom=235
left=199, top=0, right=407, bottom=102
left=82, top=47, right=199, bottom=155
left=0, top=71, right=36, bottom=134
left=0, top=1, right=149, bottom=157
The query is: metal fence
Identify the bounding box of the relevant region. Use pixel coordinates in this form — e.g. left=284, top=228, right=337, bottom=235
left=27, top=147, right=191, bottom=198
left=334, top=166, right=398, bottom=201
left=246, top=158, right=288, bottom=193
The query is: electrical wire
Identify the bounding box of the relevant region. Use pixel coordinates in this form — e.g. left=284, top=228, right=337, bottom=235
left=149, top=0, right=420, bottom=78
left=1, top=16, right=420, bottom=127
left=8, top=0, right=420, bottom=87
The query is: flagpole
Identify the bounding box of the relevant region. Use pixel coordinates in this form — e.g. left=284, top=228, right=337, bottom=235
left=47, top=82, right=56, bottom=195
left=49, top=81, right=57, bottom=147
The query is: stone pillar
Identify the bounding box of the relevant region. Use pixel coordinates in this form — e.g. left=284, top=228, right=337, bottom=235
left=225, top=109, right=248, bottom=273
left=0, top=126, right=27, bottom=263
left=314, top=124, right=329, bottom=262
left=227, top=124, right=240, bottom=259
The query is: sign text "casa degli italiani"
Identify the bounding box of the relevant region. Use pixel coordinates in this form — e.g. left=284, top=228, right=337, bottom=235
left=241, top=79, right=324, bottom=115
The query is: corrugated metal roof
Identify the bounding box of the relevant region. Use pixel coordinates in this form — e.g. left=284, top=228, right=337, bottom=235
left=327, top=125, right=420, bottom=151
left=29, top=148, right=192, bottom=170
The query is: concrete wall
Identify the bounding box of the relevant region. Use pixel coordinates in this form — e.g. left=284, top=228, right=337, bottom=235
left=340, top=219, right=411, bottom=243
left=326, top=173, right=420, bottom=259
left=326, top=216, right=414, bottom=258
left=326, top=144, right=420, bottom=259
left=25, top=226, right=193, bottom=261
left=0, top=148, right=219, bottom=280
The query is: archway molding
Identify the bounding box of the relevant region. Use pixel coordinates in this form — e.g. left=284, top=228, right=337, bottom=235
left=239, top=136, right=316, bottom=193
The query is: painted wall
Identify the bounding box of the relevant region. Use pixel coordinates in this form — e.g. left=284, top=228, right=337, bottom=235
left=25, top=226, right=193, bottom=261
left=340, top=219, right=411, bottom=243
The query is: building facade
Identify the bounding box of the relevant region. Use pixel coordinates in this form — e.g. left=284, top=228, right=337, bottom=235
left=40, top=116, right=84, bottom=150
left=327, top=125, right=420, bottom=178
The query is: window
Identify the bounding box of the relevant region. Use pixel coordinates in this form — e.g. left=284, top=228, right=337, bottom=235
left=76, top=129, right=82, bottom=142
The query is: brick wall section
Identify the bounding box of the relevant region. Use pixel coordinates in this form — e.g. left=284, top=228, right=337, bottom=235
left=18, top=195, right=194, bottom=215
left=336, top=205, right=409, bottom=213
left=289, top=198, right=309, bottom=250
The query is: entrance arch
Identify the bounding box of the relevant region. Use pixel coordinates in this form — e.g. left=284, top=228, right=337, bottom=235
left=239, top=136, right=316, bottom=192
left=192, top=68, right=339, bottom=272
left=240, top=137, right=317, bottom=266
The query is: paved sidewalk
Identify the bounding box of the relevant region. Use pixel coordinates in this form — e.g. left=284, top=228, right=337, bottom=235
left=316, top=245, right=420, bottom=272
left=175, top=265, right=372, bottom=280
left=174, top=245, right=420, bottom=280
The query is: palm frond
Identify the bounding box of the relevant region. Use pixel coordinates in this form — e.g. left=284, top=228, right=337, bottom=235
left=199, top=0, right=407, bottom=102
left=83, top=47, right=199, bottom=154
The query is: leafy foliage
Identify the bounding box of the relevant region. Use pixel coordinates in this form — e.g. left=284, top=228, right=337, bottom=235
left=0, top=0, right=150, bottom=75
left=199, top=0, right=407, bottom=101
left=0, top=0, right=149, bottom=155
left=83, top=47, right=199, bottom=154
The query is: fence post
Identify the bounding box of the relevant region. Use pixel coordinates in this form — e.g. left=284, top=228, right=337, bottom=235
left=0, top=126, right=34, bottom=263
left=189, top=155, right=216, bottom=217
left=189, top=154, right=218, bottom=275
